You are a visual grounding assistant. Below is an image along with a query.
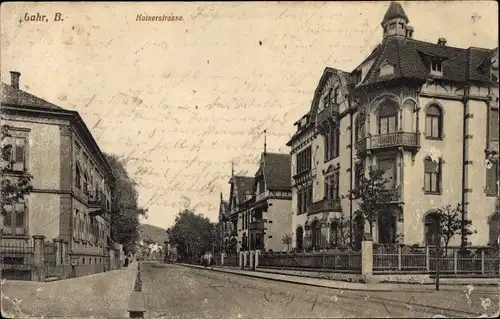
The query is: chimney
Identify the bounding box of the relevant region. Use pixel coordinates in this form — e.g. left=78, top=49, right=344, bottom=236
left=10, top=71, right=20, bottom=89
left=438, top=38, right=447, bottom=46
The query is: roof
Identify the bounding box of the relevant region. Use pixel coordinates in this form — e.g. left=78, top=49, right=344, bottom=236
left=1, top=82, right=114, bottom=179
left=1, top=82, right=64, bottom=111
left=354, top=37, right=496, bottom=89
left=260, top=152, right=292, bottom=191
left=382, top=2, right=409, bottom=25
left=232, top=176, right=254, bottom=204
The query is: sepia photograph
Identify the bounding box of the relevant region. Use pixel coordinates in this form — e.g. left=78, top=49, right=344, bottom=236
left=0, top=1, right=499, bottom=318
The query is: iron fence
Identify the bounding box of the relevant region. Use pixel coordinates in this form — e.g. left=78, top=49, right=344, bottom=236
left=0, top=240, right=34, bottom=280
left=259, top=250, right=362, bottom=273
left=373, top=244, right=500, bottom=276
left=224, top=255, right=239, bottom=267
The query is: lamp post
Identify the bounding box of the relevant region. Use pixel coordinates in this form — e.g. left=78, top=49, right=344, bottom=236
left=435, top=215, right=441, bottom=291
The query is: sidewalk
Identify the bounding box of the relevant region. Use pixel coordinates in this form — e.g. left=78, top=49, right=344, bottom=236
left=181, top=263, right=499, bottom=293
left=1, top=261, right=138, bottom=318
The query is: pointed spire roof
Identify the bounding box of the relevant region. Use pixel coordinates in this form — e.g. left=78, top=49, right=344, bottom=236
left=381, top=2, right=409, bottom=26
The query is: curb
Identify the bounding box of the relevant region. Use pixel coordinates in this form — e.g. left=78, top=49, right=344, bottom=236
left=179, top=263, right=498, bottom=293
left=178, top=263, right=489, bottom=317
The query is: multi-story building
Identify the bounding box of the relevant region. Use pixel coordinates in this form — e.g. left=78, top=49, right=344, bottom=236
left=1, top=71, right=114, bottom=271
left=238, top=152, right=292, bottom=252
left=288, top=1, right=499, bottom=250
left=227, top=173, right=254, bottom=252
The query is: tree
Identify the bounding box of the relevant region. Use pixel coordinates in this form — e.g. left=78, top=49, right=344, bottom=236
left=1, top=125, right=33, bottom=223
left=167, top=209, right=217, bottom=262
left=281, top=233, right=292, bottom=252
left=105, top=153, right=147, bottom=254
left=348, top=168, right=391, bottom=236
left=435, top=203, right=475, bottom=255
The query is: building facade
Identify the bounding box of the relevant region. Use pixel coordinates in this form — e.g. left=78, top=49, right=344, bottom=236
left=238, top=152, right=293, bottom=252
left=288, top=2, right=499, bottom=250
left=227, top=174, right=254, bottom=253
left=1, top=71, right=114, bottom=272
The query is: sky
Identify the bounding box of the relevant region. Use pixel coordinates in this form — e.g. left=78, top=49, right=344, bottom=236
left=1, top=1, right=498, bottom=230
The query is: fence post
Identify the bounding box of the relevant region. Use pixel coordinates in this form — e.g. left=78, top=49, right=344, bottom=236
left=239, top=251, right=243, bottom=269
left=481, top=250, right=485, bottom=275
left=255, top=250, right=259, bottom=269
left=221, top=253, right=225, bottom=266
left=426, top=246, right=430, bottom=271
left=454, top=249, right=458, bottom=274
left=32, top=235, right=46, bottom=282
left=361, top=234, right=373, bottom=283
left=398, top=245, right=402, bottom=271
left=53, top=239, right=62, bottom=266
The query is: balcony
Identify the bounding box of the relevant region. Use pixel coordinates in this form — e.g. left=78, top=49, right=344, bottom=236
left=309, top=198, right=341, bottom=215
left=380, top=187, right=401, bottom=204
left=88, top=191, right=107, bottom=210
left=249, top=221, right=264, bottom=232
left=357, top=132, right=420, bottom=155
left=316, top=103, right=339, bottom=127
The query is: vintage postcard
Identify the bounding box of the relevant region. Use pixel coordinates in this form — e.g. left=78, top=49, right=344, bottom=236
left=0, top=1, right=499, bottom=318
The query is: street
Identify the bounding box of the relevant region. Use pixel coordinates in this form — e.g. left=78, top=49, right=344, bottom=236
left=140, top=262, right=495, bottom=319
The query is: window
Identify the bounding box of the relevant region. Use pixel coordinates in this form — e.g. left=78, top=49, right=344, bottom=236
left=83, top=172, right=89, bottom=194
left=330, top=220, right=339, bottom=247
left=490, top=108, right=499, bottom=142
left=324, top=88, right=332, bottom=108
left=430, top=58, right=443, bottom=76
left=426, top=105, right=442, bottom=139
left=378, top=158, right=397, bottom=189
left=378, top=101, right=398, bottom=134
left=333, top=87, right=339, bottom=104
left=324, top=173, right=339, bottom=201
left=75, top=163, right=81, bottom=188
left=355, top=113, right=366, bottom=141
left=311, top=220, right=321, bottom=249
left=379, top=62, right=394, bottom=77
left=355, top=162, right=364, bottom=191
left=258, top=177, right=265, bottom=194
left=486, top=160, right=499, bottom=196
left=424, top=157, right=441, bottom=193
left=424, top=213, right=440, bottom=246
left=296, top=146, right=312, bottom=174
left=2, top=202, right=27, bottom=236
left=2, top=137, right=26, bottom=172
left=73, top=210, right=78, bottom=238
left=324, top=123, right=340, bottom=161
left=297, top=185, right=312, bottom=214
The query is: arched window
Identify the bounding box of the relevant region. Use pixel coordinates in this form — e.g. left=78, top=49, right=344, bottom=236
left=424, top=212, right=440, bottom=246
left=426, top=104, right=442, bottom=139
left=296, top=226, right=304, bottom=250
left=330, top=220, right=339, bottom=247
left=311, top=220, right=321, bottom=249
left=378, top=100, right=399, bottom=134
left=255, top=233, right=262, bottom=250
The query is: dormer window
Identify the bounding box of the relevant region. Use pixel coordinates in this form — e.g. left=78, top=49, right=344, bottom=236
left=379, top=60, right=394, bottom=77
left=430, top=58, right=443, bottom=76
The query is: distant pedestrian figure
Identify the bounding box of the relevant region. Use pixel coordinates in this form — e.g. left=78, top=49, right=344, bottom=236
left=124, top=256, right=129, bottom=267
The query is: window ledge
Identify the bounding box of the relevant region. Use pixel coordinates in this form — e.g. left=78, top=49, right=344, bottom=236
left=425, top=136, right=443, bottom=141
left=424, top=191, right=441, bottom=195
left=486, top=193, right=498, bottom=197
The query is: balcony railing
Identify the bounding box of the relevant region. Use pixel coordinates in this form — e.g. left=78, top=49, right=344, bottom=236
left=249, top=221, right=264, bottom=231
left=380, top=187, right=401, bottom=203
left=88, top=191, right=107, bottom=210
left=357, top=132, right=420, bottom=155
left=309, top=198, right=341, bottom=214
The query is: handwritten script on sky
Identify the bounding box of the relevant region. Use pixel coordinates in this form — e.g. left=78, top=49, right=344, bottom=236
left=1, top=2, right=497, bottom=229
